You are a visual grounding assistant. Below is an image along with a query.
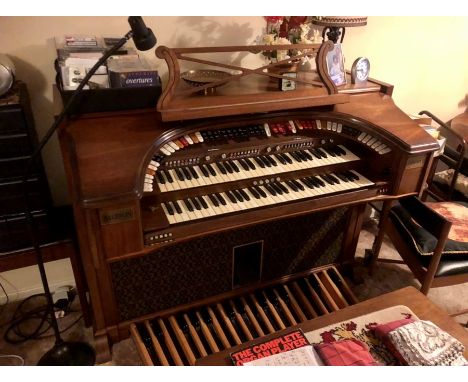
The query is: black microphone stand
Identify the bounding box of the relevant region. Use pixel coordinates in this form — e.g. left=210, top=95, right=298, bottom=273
left=24, top=31, right=134, bottom=366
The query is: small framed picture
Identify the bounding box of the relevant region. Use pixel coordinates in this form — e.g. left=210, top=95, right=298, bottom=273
left=280, top=72, right=297, bottom=91
left=326, top=43, right=347, bottom=87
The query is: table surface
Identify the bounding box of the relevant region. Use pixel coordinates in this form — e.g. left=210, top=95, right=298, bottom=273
left=196, top=286, right=468, bottom=365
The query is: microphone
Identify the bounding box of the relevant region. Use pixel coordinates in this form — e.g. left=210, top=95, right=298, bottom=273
left=128, top=16, right=157, bottom=51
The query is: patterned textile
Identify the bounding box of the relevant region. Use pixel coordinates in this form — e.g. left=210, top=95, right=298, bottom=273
left=371, top=318, right=415, bottom=365
left=305, top=305, right=418, bottom=365
left=425, top=202, right=468, bottom=243
left=387, top=320, right=467, bottom=366
left=315, top=339, right=379, bottom=366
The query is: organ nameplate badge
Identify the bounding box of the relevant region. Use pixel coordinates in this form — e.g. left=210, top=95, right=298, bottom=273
left=100, top=207, right=135, bottom=225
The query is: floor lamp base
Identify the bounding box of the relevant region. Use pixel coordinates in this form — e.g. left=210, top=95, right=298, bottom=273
left=38, top=341, right=96, bottom=366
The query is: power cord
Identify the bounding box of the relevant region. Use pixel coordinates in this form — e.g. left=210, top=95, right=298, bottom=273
left=3, top=292, right=83, bottom=345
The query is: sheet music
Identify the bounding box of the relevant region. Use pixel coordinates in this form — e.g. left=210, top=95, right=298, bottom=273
left=244, top=345, right=323, bottom=366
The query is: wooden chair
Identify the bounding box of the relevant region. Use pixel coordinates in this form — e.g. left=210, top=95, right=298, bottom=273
left=421, top=110, right=467, bottom=203
left=368, top=196, right=468, bottom=322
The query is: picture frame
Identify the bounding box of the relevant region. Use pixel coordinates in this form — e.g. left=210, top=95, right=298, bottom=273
left=326, top=43, right=347, bottom=87
left=279, top=72, right=297, bottom=91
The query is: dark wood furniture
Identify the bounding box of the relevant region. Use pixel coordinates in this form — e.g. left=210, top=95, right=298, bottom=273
left=0, top=81, right=53, bottom=252
left=369, top=196, right=468, bottom=296
left=420, top=110, right=467, bottom=202
left=196, top=286, right=468, bottom=365
left=57, top=42, right=439, bottom=363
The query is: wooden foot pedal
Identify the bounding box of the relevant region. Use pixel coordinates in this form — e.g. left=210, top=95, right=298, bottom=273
left=130, top=265, right=357, bottom=366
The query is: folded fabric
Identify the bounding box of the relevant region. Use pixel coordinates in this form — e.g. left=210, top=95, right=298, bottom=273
left=314, top=339, right=379, bottom=366
left=371, top=318, right=415, bottom=365
left=387, top=320, right=467, bottom=366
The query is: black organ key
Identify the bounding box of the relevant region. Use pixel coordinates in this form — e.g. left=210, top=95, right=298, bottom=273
left=309, top=176, right=324, bottom=187
left=301, top=178, right=315, bottom=189
left=324, top=147, right=337, bottom=157
left=208, top=194, right=219, bottom=207
left=173, top=201, right=183, bottom=214
left=226, top=191, right=237, bottom=203
left=277, top=182, right=289, bottom=194
left=255, top=186, right=267, bottom=198
left=264, top=184, right=277, bottom=196
left=224, top=161, right=234, bottom=174
left=239, top=159, right=250, bottom=171
left=254, top=157, right=265, bottom=168
left=328, top=174, right=341, bottom=184
left=191, top=197, right=202, bottom=210
left=300, top=150, right=313, bottom=161
left=216, top=193, right=227, bottom=205
left=249, top=187, right=261, bottom=199
left=309, top=149, right=322, bottom=159
left=206, top=164, right=217, bottom=176
left=245, top=158, right=256, bottom=170
left=336, top=172, right=350, bottom=182
left=162, top=170, right=173, bottom=183
left=175, top=167, right=185, bottom=181
left=266, top=156, right=278, bottom=166
left=216, top=162, right=227, bottom=175
left=286, top=180, right=298, bottom=192
left=200, top=165, right=210, bottom=177
left=346, top=170, right=359, bottom=181
left=198, top=196, right=209, bottom=209
left=230, top=161, right=240, bottom=172
left=231, top=189, right=243, bottom=202
left=156, top=171, right=166, bottom=184
left=262, top=156, right=273, bottom=167
left=238, top=189, right=250, bottom=201
left=292, top=179, right=305, bottom=190
left=317, top=148, right=328, bottom=158
left=164, top=202, right=174, bottom=215
left=280, top=153, right=293, bottom=164
left=320, top=174, right=334, bottom=185
left=184, top=199, right=194, bottom=212
left=290, top=151, right=302, bottom=162
left=335, top=146, right=347, bottom=156
left=296, top=151, right=309, bottom=162
left=270, top=183, right=283, bottom=195
left=189, top=167, right=199, bottom=179
left=182, top=167, right=192, bottom=180
left=274, top=154, right=287, bottom=165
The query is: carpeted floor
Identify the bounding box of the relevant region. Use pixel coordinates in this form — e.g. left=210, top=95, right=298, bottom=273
left=1, top=219, right=467, bottom=366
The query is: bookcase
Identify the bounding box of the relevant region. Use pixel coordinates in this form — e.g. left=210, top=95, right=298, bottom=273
left=0, top=81, right=53, bottom=252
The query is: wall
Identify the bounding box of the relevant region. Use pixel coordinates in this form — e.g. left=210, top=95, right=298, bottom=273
left=0, top=16, right=467, bottom=301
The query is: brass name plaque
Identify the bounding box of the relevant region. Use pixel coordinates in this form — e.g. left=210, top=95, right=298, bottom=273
left=405, top=157, right=424, bottom=170
left=100, top=207, right=135, bottom=225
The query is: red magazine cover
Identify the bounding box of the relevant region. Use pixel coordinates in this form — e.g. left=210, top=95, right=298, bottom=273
left=230, top=329, right=310, bottom=366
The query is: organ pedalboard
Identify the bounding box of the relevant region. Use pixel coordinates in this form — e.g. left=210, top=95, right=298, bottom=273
left=141, top=118, right=391, bottom=247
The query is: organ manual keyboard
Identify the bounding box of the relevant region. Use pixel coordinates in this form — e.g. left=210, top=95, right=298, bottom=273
left=58, top=42, right=440, bottom=363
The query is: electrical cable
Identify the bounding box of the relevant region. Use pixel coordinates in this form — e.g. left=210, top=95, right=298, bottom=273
left=3, top=293, right=83, bottom=344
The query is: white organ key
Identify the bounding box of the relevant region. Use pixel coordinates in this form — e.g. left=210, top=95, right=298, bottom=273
left=367, top=137, right=377, bottom=146
left=339, top=145, right=360, bottom=161
left=195, top=132, right=204, bottom=143
left=288, top=120, right=297, bottom=133
left=168, top=202, right=183, bottom=223
left=168, top=141, right=179, bottom=151
left=184, top=135, right=194, bottom=144
left=163, top=144, right=175, bottom=153
left=232, top=160, right=248, bottom=179
left=160, top=147, right=171, bottom=156
left=357, top=132, right=366, bottom=141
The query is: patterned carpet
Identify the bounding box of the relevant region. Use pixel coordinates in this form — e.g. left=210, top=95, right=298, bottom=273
left=0, top=219, right=467, bottom=365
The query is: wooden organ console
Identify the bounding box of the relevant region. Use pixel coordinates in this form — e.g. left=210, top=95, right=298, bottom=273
left=58, top=42, right=440, bottom=363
